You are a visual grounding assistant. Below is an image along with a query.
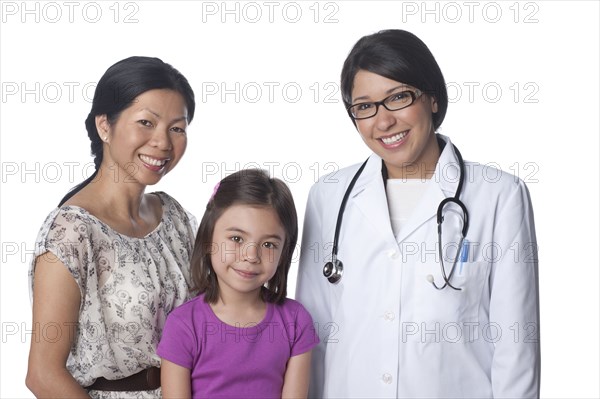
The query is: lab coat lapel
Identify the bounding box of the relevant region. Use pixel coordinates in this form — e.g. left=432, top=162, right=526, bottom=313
left=348, top=155, right=397, bottom=247
left=345, top=135, right=462, bottom=247
left=393, top=179, right=446, bottom=244
left=393, top=135, right=462, bottom=244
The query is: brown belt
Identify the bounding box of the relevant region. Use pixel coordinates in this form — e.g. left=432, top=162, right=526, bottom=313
left=87, top=367, right=161, bottom=391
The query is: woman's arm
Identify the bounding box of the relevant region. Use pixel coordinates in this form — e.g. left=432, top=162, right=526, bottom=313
left=281, top=351, right=312, bottom=399
left=25, top=252, right=91, bottom=398
left=490, top=180, right=540, bottom=397
left=161, top=359, right=192, bottom=399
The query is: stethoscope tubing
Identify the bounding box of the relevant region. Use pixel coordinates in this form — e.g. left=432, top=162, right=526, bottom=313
left=324, top=139, right=469, bottom=290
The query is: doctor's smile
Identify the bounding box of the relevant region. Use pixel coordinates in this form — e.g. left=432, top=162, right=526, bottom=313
left=378, top=130, right=409, bottom=148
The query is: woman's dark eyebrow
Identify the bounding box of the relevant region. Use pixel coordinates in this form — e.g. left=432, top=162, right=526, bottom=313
left=353, top=85, right=408, bottom=102
left=139, top=108, right=188, bottom=123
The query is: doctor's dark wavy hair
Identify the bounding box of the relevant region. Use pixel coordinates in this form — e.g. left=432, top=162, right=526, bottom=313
left=58, top=56, right=196, bottom=206
left=191, top=169, right=298, bottom=305
left=341, top=29, right=448, bottom=130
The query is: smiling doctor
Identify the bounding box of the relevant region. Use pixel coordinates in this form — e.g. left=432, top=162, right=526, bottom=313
left=296, top=30, right=540, bottom=398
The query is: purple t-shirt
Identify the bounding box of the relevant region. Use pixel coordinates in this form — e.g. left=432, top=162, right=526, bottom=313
left=157, top=294, right=319, bottom=398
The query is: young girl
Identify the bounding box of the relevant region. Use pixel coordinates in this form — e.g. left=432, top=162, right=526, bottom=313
left=158, top=169, right=318, bottom=399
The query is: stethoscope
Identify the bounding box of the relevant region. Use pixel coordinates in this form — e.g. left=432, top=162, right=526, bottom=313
left=322, top=139, right=469, bottom=290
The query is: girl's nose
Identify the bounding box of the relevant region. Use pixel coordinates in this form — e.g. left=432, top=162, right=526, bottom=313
left=243, top=243, right=260, bottom=263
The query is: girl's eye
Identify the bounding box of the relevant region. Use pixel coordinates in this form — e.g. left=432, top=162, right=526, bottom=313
left=262, top=242, right=278, bottom=250
left=231, top=236, right=243, bottom=243
left=138, top=120, right=153, bottom=127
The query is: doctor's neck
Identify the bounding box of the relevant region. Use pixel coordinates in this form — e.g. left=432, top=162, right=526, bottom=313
left=385, top=138, right=441, bottom=180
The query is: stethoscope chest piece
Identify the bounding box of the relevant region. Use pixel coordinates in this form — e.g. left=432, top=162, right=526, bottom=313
left=323, top=259, right=343, bottom=284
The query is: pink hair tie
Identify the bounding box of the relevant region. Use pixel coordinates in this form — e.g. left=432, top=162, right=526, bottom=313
left=210, top=181, right=220, bottom=201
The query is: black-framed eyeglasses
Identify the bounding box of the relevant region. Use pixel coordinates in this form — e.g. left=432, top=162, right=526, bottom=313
left=347, top=89, right=423, bottom=120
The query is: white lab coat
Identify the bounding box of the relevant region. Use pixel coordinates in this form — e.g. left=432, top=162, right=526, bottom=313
left=296, top=135, right=540, bottom=398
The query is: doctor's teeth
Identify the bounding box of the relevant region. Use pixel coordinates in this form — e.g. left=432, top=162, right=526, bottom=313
left=140, top=155, right=167, bottom=167
left=381, top=131, right=408, bottom=145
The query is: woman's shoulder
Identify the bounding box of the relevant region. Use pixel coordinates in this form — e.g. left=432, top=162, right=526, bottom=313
left=308, top=157, right=372, bottom=202
left=153, top=191, right=186, bottom=214
left=152, top=191, right=197, bottom=229
left=457, top=160, right=536, bottom=220
left=30, top=206, right=111, bottom=295
left=462, top=160, right=532, bottom=195
left=35, top=205, right=108, bottom=246
left=316, top=159, right=369, bottom=185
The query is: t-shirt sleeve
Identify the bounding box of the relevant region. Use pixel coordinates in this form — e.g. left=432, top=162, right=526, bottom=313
left=289, top=302, right=320, bottom=357
left=157, top=304, right=198, bottom=369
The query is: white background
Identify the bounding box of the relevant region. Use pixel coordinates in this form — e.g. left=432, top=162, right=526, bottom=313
left=1, top=1, right=598, bottom=397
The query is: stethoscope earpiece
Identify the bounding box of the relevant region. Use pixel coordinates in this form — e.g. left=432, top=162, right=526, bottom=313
left=323, top=259, right=343, bottom=284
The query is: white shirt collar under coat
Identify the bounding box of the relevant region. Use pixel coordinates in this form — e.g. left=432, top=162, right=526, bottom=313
left=347, top=134, right=464, bottom=244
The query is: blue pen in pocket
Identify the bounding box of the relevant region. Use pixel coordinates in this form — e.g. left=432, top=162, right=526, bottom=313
left=459, top=239, right=469, bottom=275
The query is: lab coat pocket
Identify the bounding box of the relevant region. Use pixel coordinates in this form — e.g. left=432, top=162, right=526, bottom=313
left=450, top=260, right=490, bottom=323
left=405, top=260, right=490, bottom=340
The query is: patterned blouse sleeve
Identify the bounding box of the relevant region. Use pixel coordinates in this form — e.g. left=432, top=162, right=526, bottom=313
left=186, top=211, right=198, bottom=235
left=159, top=192, right=197, bottom=247
left=30, top=208, right=96, bottom=301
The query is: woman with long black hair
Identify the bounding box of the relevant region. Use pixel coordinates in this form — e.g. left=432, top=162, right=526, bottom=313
left=26, top=56, right=197, bottom=399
